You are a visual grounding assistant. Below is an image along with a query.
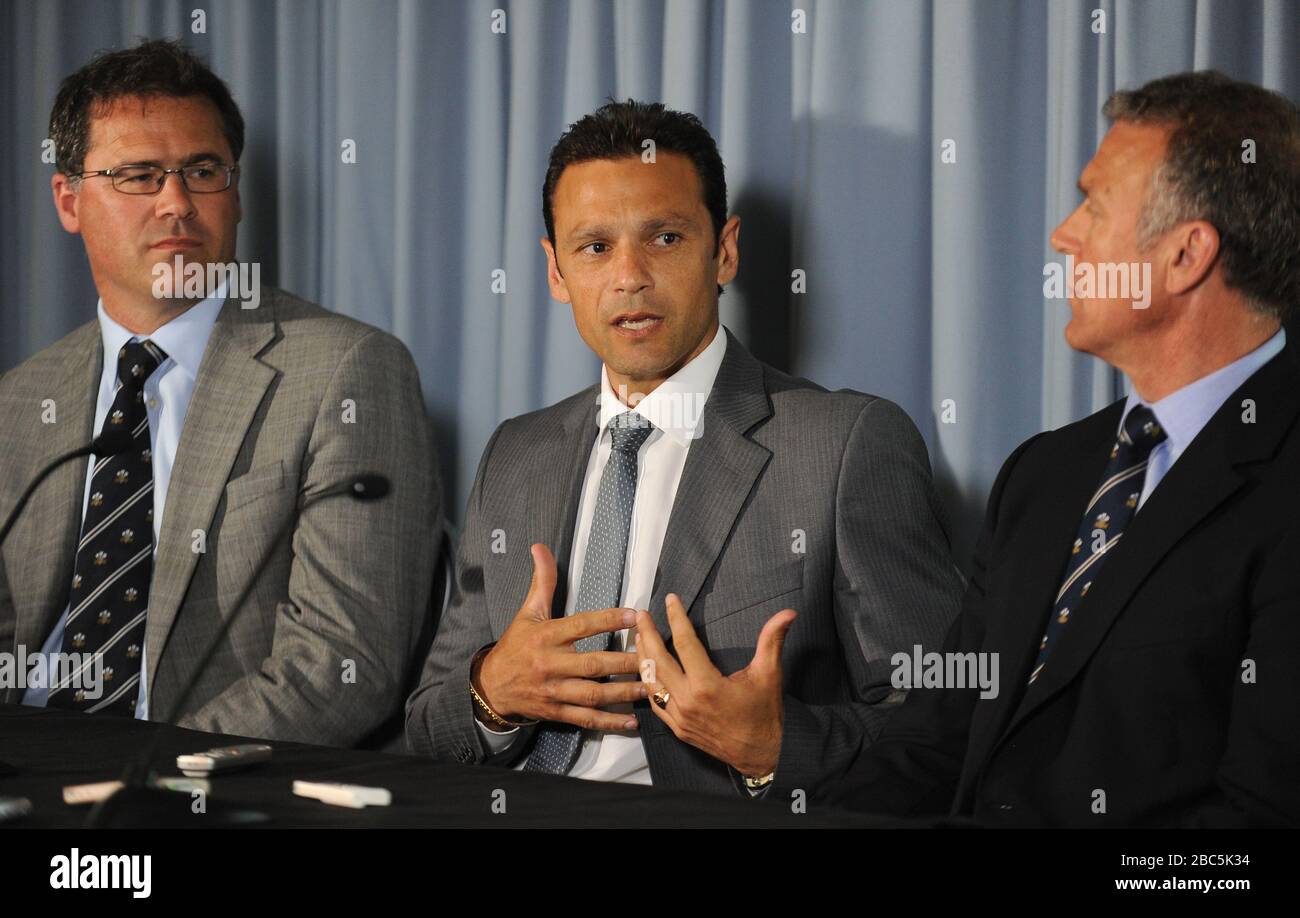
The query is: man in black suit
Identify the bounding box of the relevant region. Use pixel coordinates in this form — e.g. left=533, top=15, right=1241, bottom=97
left=828, top=71, right=1300, bottom=827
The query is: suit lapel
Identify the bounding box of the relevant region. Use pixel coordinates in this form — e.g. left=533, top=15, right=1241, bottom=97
left=1001, top=344, right=1300, bottom=741
left=961, top=402, right=1124, bottom=776
left=144, top=296, right=277, bottom=700
left=12, top=324, right=102, bottom=661
left=521, top=388, right=600, bottom=624
left=646, top=330, right=772, bottom=640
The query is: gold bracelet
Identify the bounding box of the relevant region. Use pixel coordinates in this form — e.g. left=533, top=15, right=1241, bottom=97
left=742, top=771, right=776, bottom=790
left=469, top=644, right=537, bottom=729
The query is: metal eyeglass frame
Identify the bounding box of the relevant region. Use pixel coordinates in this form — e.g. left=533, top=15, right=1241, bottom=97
left=69, top=162, right=240, bottom=194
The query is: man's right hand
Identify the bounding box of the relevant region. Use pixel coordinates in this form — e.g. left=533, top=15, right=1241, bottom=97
left=474, top=543, right=645, bottom=731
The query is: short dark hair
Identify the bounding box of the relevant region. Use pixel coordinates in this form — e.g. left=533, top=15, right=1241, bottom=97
left=1103, top=70, right=1300, bottom=322
left=542, top=98, right=728, bottom=255
left=50, top=38, right=245, bottom=176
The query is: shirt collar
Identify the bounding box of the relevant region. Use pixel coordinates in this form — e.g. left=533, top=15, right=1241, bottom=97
left=1122, top=327, right=1287, bottom=458
left=597, top=323, right=728, bottom=447
left=95, top=284, right=227, bottom=381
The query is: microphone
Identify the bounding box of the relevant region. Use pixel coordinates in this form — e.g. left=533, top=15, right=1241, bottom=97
left=0, top=429, right=135, bottom=546
left=86, top=472, right=391, bottom=827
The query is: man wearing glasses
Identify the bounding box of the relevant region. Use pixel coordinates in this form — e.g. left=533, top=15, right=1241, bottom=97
left=0, top=40, right=440, bottom=748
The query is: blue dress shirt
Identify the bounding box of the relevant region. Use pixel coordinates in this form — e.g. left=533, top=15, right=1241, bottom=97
left=22, top=291, right=225, bottom=718
left=1122, top=329, right=1286, bottom=510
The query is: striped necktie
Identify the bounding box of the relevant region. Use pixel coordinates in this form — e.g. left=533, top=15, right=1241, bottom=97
left=48, top=339, right=167, bottom=714
left=1029, top=404, right=1167, bottom=685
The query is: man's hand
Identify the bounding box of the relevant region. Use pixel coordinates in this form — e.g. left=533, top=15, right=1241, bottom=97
left=635, top=593, right=796, bottom=778
left=475, top=543, right=645, bottom=731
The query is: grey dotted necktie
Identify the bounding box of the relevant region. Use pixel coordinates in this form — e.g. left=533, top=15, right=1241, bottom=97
left=524, top=411, right=654, bottom=774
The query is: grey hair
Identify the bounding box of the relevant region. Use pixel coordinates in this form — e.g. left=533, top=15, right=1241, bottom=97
left=1103, top=70, right=1300, bottom=322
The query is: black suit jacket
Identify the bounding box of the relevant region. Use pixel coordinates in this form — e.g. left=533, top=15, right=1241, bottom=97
left=827, top=340, right=1300, bottom=827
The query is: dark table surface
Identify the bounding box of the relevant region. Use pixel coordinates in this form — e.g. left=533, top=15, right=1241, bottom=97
left=0, top=704, right=894, bottom=828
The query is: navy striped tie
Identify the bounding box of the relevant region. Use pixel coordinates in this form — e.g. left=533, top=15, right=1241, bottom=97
left=1029, top=404, right=1167, bottom=684
left=48, top=339, right=167, bottom=714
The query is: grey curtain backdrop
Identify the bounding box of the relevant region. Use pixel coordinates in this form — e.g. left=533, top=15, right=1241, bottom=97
left=3, top=0, right=1297, bottom=568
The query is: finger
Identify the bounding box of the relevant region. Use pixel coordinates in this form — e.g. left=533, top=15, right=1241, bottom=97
left=554, top=650, right=642, bottom=679
left=642, top=680, right=682, bottom=735
left=634, top=610, right=684, bottom=689
left=751, top=608, right=798, bottom=676
left=517, top=544, right=557, bottom=621
left=547, top=704, right=639, bottom=733
left=664, top=593, right=714, bottom=675
left=554, top=606, right=636, bottom=644
left=552, top=678, right=649, bottom=708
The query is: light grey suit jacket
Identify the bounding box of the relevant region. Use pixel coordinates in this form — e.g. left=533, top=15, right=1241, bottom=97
left=406, top=328, right=963, bottom=798
left=0, top=288, right=439, bottom=748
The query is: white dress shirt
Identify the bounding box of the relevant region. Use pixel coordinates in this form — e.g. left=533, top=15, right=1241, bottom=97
left=22, top=289, right=226, bottom=718
left=476, top=324, right=727, bottom=784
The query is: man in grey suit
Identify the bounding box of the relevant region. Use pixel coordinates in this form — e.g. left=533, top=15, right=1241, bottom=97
left=0, top=40, right=438, bottom=747
left=406, top=100, right=963, bottom=798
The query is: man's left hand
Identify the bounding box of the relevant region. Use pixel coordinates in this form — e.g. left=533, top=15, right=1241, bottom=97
left=635, top=593, right=796, bottom=779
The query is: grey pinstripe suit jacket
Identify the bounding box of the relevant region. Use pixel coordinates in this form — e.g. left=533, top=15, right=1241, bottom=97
left=0, top=288, right=439, bottom=747
left=406, top=327, right=963, bottom=798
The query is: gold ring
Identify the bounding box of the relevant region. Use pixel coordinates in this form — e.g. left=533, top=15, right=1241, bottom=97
left=652, top=688, right=671, bottom=710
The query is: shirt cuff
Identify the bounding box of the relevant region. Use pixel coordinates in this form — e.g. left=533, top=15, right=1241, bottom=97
left=474, top=714, right=521, bottom=753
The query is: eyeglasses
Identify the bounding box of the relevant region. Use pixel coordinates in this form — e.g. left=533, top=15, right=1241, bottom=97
left=70, top=161, right=239, bottom=194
